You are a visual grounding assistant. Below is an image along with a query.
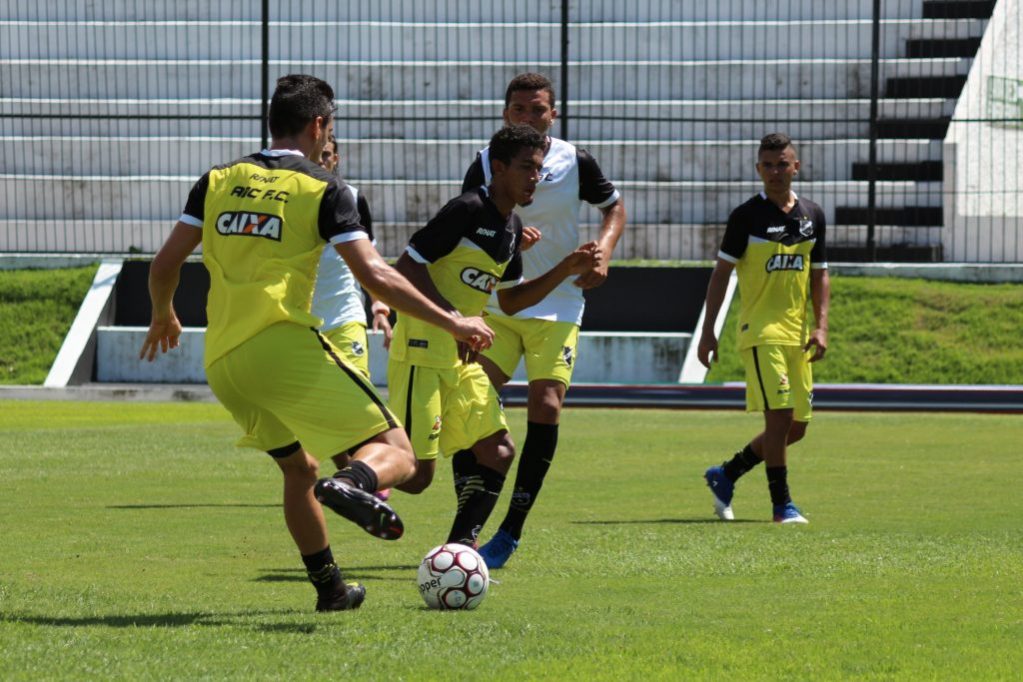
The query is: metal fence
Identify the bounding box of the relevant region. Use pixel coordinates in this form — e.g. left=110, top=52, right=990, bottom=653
left=1, top=0, right=1020, bottom=262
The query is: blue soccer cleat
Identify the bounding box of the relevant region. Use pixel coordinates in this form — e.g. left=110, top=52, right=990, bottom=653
left=704, top=466, right=735, bottom=520
left=773, top=502, right=809, bottom=524
left=478, top=528, right=519, bottom=569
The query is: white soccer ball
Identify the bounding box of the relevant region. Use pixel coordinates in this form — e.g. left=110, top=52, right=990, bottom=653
left=417, top=543, right=490, bottom=610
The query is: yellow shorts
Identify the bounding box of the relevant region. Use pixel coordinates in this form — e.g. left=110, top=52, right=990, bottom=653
left=481, top=314, right=580, bottom=387
left=387, top=359, right=508, bottom=460
left=322, top=321, right=370, bottom=379
left=742, top=344, right=814, bottom=422
left=206, top=322, right=398, bottom=457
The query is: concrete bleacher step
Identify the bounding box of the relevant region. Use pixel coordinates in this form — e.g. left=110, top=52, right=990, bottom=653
left=922, top=0, right=997, bottom=19
left=0, top=19, right=987, bottom=61
left=851, top=161, right=943, bottom=181
left=0, top=220, right=945, bottom=259
left=835, top=206, right=944, bottom=226
left=877, top=117, right=952, bottom=138
left=885, top=75, right=968, bottom=97
left=0, top=98, right=956, bottom=140
left=0, top=137, right=942, bottom=181
left=0, top=58, right=971, bottom=100
left=0, top=175, right=942, bottom=224
left=906, top=36, right=982, bottom=57
left=0, top=0, right=934, bottom=22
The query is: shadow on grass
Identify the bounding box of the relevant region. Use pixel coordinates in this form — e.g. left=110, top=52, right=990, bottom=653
left=256, top=564, right=420, bottom=585
left=0, top=610, right=300, bottom=629
left=107, top=503, right=280, bottom=510
left=572, top=518, right=764, bottom=525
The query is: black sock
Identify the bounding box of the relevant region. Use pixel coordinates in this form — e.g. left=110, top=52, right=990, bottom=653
left=333, top=460, right=378, bottom=493
left=766, top=466, right=791, bottom=507
left=451, top=449, right=480, bottom=501
left=499, top=422, right=558, bottom=541
left=722, top=443, right=763, bottom=482
left=302, top=546, right=343, bottom=596
left=448, top=463, right=505, bottom=547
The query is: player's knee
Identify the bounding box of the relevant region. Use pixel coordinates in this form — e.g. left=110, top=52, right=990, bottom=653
left=528, top=385, right=564, bottom=424
left=788, top=421, right=809, bottom=445
left=275, top=450, right=319, bottom=481
left=397, top=460, right=433, bottom=494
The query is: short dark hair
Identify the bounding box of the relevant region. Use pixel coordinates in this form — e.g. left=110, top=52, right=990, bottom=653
left=759, top=132, right=796, bottom=156
left=488, top=125, right=546, bottom=166
left=268, top=74, right=336, bottom=138
left=504, top=72, right=556, bottom=108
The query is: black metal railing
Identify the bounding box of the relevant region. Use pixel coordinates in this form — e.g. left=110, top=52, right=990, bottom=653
left=0, top=0, right=1019, bottom=262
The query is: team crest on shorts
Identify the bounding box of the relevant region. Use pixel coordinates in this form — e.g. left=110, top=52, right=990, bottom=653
left=777, top=373, right=790, bottom=395
left=351, top=340, right=365, bottom=356
left=428, top=415, right=442, bottom=441
left=562, top=346, right=574, bottom=368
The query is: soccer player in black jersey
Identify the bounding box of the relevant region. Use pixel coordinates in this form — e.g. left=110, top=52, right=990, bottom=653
left=387, top=125, right=599, bottom=548
left=697, top=133, right=830, bottom=524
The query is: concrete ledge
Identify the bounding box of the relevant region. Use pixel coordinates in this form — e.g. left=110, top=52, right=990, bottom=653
left=44, top=259, right=122, bottom=386
left=95, top=327, right=693, bottom=385
left=831, top=262, right=1023, bottom=282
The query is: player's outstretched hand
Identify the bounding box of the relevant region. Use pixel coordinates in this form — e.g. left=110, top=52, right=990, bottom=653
left=521, top=226, right=542, bottom=251
left=139, top=316, right=183, bottom=362
left=448, top=315, right=494, bottom=353
left=697, top=331, right=718, bottom=369
left=804, top=329, right=828, bottom=362
left=572, top=241, right=609, bottom=289
left=565, top=241, right=603, bottom=280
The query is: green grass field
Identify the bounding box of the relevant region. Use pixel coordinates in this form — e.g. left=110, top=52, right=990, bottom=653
left=0, top=266, right=99, bottom=385
left=1, top=401, right=1020, bottom=680
left=707, top=276, right=1023, bottom=385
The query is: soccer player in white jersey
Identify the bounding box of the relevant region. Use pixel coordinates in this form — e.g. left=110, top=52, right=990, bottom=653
left=698, top=133, right=830, bottom=524
left=313, top=137, right=394, bottom=499
left=461, top=73, right=627, bottom=568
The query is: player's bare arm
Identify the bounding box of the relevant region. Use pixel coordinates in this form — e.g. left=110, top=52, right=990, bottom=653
left=574, top=198, right=626, bottom=290
left=805, top=268, right=830, bottom=362
left=370, top=298, right=394, bottom=350
left=697, top=258, right=736, bottom=368
left=140, top=222, right=202, bottom=361
left=497, top=241, right=601, bottom=315
left=337, top=239, right=493, bottom=351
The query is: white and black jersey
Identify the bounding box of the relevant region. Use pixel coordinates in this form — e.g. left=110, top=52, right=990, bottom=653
left=462, top=137, right=619, bottom=325
left=311, top=186, right=374, bottom=332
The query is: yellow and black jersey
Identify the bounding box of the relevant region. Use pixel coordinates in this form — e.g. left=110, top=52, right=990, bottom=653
left=179, top=149, right=367, bottom=366
left=390, top=186, right=524, bottom=369
left=718, top=192, right=828, bottom=350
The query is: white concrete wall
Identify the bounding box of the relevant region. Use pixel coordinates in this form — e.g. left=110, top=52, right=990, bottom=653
left=944, top=0, right=1023, bottom=262
left=96, top=328, right=691, bottom=385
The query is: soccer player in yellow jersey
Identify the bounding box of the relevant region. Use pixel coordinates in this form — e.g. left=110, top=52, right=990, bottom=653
left=697, top=133, right=830, bottom=524
left=388, top=124, right=599, bottom=548
left=139, top=75, right=493, bottom=611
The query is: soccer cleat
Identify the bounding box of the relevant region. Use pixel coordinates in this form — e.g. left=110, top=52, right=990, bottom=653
left=773, top=503, right=809, bottom=524
left=315, top=582, right=366, bottom=612
left=477, top=528, right=519, bottom=570
left=375, top=488, right=392, bottom=502
left=704, top=466, right=735, bottom=521
left=314, top=477, right=404, bottom=540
